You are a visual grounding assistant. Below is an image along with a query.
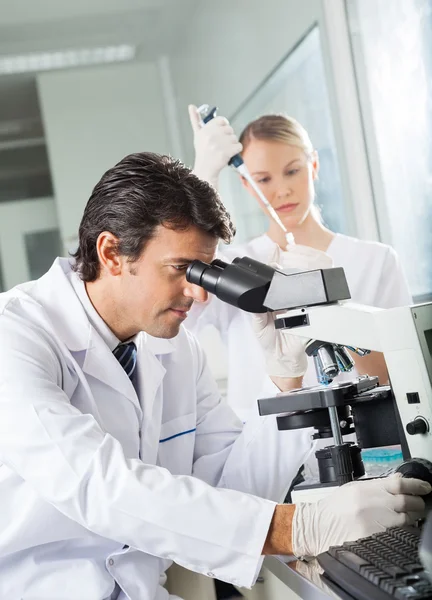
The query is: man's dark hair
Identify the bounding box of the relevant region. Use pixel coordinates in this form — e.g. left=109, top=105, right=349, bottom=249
left=72, top=152, right=235, bottom=281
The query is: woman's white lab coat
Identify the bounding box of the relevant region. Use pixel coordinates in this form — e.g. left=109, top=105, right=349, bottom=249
left=0, top=258, right=312, bottom=600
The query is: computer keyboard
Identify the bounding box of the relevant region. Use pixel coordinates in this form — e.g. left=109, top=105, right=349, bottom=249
left=318, top=526, right=432, bottom=599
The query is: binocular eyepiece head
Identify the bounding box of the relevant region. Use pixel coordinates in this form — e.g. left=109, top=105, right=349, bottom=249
left=186, top=257, right=275, bottom=313
left=186, top=255, right=351, bottom=314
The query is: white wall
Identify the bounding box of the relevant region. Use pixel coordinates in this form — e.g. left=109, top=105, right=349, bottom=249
left=0, top=197, right=57, bottom=289
left=171, top=0, right=322, bottom=164
left=37, top=61, right=171, bottom=250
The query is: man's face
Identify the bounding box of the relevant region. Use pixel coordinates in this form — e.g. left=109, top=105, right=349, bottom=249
left=117, top=225, right=217, bottom=339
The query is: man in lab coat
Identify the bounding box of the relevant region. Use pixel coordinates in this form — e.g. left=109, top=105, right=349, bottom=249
left=0, top=152, right=428, bottom=600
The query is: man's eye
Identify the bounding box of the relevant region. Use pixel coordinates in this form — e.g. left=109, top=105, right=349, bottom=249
left=171, top=265, right=188, bottom=272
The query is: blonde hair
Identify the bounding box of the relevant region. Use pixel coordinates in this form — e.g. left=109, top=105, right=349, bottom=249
left=239, top=114, right=314, bottom=157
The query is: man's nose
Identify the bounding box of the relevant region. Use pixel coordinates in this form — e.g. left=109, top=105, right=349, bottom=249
left=184, top=282, right=209, bottom=303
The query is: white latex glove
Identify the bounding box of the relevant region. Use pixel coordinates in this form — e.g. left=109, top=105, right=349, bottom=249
left=252, top=244, right=333, bottom=378
left=292, top=473, right=431, bottom=558
left=252, top=310, right=309, bottom=378
left=188, top=104, right=243, bottom=188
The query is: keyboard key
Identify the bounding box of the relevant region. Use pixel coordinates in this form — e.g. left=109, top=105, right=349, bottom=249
left=331, top=549, right=370, bottom=573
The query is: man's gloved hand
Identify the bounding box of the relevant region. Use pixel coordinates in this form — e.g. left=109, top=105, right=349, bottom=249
left=292, top=474, right=431, bottom=558
left=188, top=104, right=243, bottom=188
left=252, top=244, right=333, bottom=379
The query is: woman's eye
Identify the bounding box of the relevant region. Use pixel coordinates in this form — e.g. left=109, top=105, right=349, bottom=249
left=286, top=169, right=300, bottom=176
left=257, top=177, right=270, bottom=184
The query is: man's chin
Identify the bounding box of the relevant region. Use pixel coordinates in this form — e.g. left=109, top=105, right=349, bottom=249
left=146, top=322, right=181, bottom=340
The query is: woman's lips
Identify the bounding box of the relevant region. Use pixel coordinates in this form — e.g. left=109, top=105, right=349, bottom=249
left=275, top=203, right=298, bottom=213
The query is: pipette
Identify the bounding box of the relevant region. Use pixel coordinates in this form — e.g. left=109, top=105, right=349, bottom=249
left=197, top=104, right=295, bottom=247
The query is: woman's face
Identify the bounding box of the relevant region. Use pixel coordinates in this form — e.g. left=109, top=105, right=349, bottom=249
left=241, top=139, right=318, bottom=229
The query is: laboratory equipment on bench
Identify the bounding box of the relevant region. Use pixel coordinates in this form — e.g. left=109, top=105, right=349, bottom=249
left=187, top=255, right=432, bottom=599
left=186, top=256, right=432, bottom=484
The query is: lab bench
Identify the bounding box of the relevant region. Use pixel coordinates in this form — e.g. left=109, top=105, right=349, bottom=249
left=167, top=556, right=340, bottom=600
left=236, top=557, right=340, bottom=600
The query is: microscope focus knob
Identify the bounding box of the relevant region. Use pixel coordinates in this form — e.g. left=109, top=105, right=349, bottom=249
left=396, top=458, right=432, bottom=490
left=406, top=417, right=429, bottom=436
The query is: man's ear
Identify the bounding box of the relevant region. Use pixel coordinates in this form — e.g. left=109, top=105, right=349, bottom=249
left=96, top=232, right=123, bottom=276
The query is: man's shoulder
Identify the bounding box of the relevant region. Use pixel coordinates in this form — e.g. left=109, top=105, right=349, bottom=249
left=0, top=282, right=42, bottom=326
left=0, top=259, right=79, bottom=348
left=0, top=286, right=63, bottom=377
left=0, top=258, right=72, bottom=316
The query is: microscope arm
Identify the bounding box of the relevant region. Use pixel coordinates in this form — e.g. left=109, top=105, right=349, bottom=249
left=275, top=301, right=383, bottom=352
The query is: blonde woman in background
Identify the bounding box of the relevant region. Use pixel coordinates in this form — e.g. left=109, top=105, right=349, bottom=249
left=187, top=106, right=412, bottom=422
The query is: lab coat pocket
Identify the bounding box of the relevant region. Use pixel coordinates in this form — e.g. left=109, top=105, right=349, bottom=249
left=157, top=412, right=196, bottom=475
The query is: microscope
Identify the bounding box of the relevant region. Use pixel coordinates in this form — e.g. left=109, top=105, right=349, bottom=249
left=186, top=256, right=432, bottom=488
left=187, top=255, right=432, bottom=600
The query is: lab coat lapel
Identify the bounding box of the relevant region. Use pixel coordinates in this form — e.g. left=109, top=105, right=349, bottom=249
left=82, top=327, right=140, bottom=410
left=135, top=334, right=172, bottom=464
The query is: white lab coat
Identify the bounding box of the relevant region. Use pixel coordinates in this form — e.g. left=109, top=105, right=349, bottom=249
left=0, top=258, right=313, bottom=600
left=187, top=233, right=412, bottom=420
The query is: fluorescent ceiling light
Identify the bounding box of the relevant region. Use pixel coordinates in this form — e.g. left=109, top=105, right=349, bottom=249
left=0, top=45, right=136, bottom=75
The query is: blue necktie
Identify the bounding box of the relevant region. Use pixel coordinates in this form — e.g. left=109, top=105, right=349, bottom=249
left=113, top=342, right=137, bottom=380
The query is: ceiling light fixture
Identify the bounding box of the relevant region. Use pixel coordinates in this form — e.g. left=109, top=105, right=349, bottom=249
left=0, top=45, right=136, bottom=75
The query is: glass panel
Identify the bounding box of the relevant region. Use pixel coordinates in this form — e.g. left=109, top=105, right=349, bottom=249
left=0, top=251, right=4, bottom=292
left=24, top=228, right=62, bottom=280
left=219, top=26, right=347, bottom=244
left=347, top=0, right=432, bottom=300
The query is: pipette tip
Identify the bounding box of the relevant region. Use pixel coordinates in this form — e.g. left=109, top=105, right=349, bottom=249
left=285, top=232, right=295, bottom=246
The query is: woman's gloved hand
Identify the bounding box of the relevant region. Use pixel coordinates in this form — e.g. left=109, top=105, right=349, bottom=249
left=292, top=473, right=431, bottom=558
left=188, top=104, right=243, bottom=188
left=252, top=244, right=333, bottom=379
left=252, top=310, right=309, bottom=378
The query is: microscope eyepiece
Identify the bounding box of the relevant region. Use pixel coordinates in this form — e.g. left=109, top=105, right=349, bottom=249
left=186, top=257, right=274, bottom=313
left=186, top=259, right=227, bottom=295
